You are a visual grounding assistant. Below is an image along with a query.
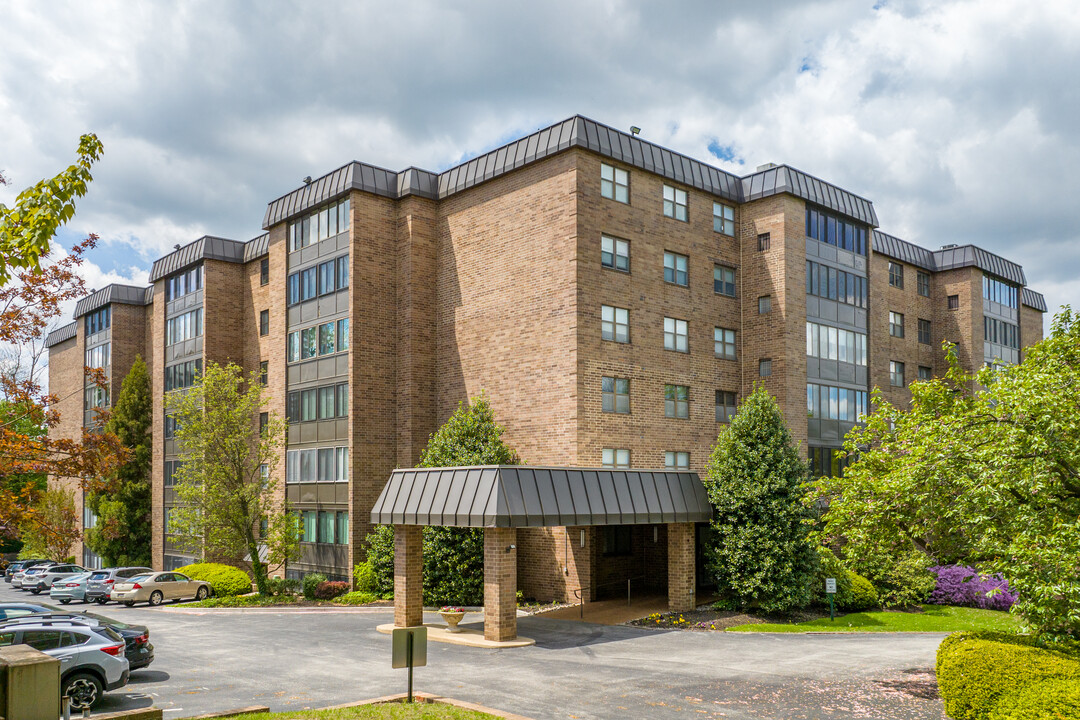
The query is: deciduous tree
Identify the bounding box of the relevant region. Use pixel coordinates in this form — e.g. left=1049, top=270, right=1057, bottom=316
left=18, top=487, right=80, bottom=561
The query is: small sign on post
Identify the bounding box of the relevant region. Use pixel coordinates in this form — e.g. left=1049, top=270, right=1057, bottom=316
left=825, top=578, right=837, bottom=621
left=392, top=626, right=427, bottom=703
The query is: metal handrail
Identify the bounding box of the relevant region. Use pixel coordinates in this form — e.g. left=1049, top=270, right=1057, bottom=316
left=572, top=575, right=647, bottom=618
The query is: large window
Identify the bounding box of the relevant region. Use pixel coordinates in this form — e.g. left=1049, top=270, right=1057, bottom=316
left=318, top=322, right=336, bottom=355
left=165, top=266, right=203, bottom=301
left=164, top=359, right=202, bottom=391
left=85, top=343, right=110, bottom=369
left=601, top=305, right=629, bottom=343
left=601, top=448, right=630, bottom=468
left=601, top=236, right=630, bottom=272
left=664, top=451, right=689, bottom=470
left=318, top=259, right=337, bottom=296
left=890, top=361, right=905, bottom=387
left=917, top=271, right=931, bottom=297
left=807, top=383, right=868, bottom=421
left=601, top=376, right=629, bottom=414
left=287, top=255, right=348, bottom=306
left=984, top=317, right=1019, bottom=349
left=664, top=317, right=688, bottom=353
left=805, top=322, right=867, bottom=365
left=286, top=383, right=348, bottom=423
left=888, top=262, right=904, bottom=288
left=918, top=318, right=932, bottom=345
left=663, top=252, right=688, bottom=286
left=889, top=312, right=905, bottom=338
left=714, top=265, right=736, bottom=297
left=715, top=391, right=737, bottom=423
left=288, top=318, right=349, bottom=363
left=714, top=327, right=736, bottom=360
left=285, top=446, right=348, bottom=483
left=663, top=186, right=688, bottom=221
left=600, top=163, right=629, bottom=203
left=84, top=385, right=109, bottom=411
left=713, top=202, right=735, bottom=235
left=805, top=207, right=868, bottom=255
left=288, top=198, right=350, bottom=252
left=84, top=306, right=111, bottom=335
left=809, top=447, right=854, bottom=478
left=166, top=309, right=202, bottom=345
left=164, top=460, right=183, bottom=487
left=806, top=260, right=868, bottom=309
left=664, top=384, right=689, bottom=419
left=983, top=275, right=1018, bottom=308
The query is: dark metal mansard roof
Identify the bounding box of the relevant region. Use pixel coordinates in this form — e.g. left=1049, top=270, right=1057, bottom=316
left=1022, top=287, right=1048, bottom=312
left=73, top=283, right=153, bottom=319
left=370, top=466, right=713, bottom=528
left=264, top=115, right=879, bottom=229
left=872, top=231, right=1030, bottom=289
left=45, top=322, right=77, bottom=348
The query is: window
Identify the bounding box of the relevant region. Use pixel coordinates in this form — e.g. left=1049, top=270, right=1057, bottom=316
left=983, top=317, right=1020, bottom=349
left=809, top=447, right=855, bottom=478
left=164, top=359, right=202, bottom=391
left=318, top=386, right=336, bottom=420
left=302, top=511, right=316, bottom=541
left=337, top=256, right=349, bottom=289
left=319, top=322, right=336, bottom=355
left=600, top=163, right=629, bottom=203
left=165, top=266, right=203, bottom=301
left=259, top=464, right=269, bottom=487
left=260, top=258, right=270, bottom=285
left=164, top=415, right=179, bottom=439
left=166, top=309, right=202, bottom=345
left=601, top=236, right=629, bottom=272
left=259, top=412, right=268, bottom=437
left=338, top=318, right=349, bottom=351
left=948, top=294, right=960, bottom=310
left=301, top=389, right=316, bottom=422
left=758, top=296, right=771, bottom=314
left=664, top=384, right=689, bottom=419
left=806, top=384, right=868, bottom=421
left=664, top=317, right=688, bottom=353
left=164, top=460, right=183, bottom=487
left=714, top=265, right=736, bottom=297
left=601, top=448, right=630, bottom=468
left=918, top=366, right=933, bottom=382
left=890, top=361, right=905, bottom=387
left=888, top=262, right=904, bottom=289
left=805, top=322, right=868, bottom=366
left=917, top=271, right=930, bottom=297
left=713, top=202, right=735, bottom=235
left=318, top=259, right=336, bottom=296
left=300, top=267, right=317, bottom=302
left=806, top=260, right=868, bottom=309
left=336, top=446, right=348, bottom=481
left=602, top=526, right=632, bottom=555
left=983, top=276, right=1018, bottom=308
left=336, top=383, right=348, bottom=417
left=663, top=252, right=688, bottom=286
left=318, top=448, right=335, bottom=483
left=918, top=318, right=932, bottom=345
left=664, top=451, right=690, bottom=470
left=716, top=391, right=737, bottom=423
left=889, top=312, right=905, bottom=338
left=714, top=327, right=736, bottom=360
left=601, top=305, right=629, bottom=343
left=287, top=273, right=300, bottom=306
left=85, top=343, right=110, bottom=369
left=259, top=310, right=269, bottom=336
left=601, top=376, right=630, bottom=414
left=259, top=361, right=268, bottom=386
left=757, top=233, right=771, bottom=252
left=759, top=359, right=772, bottom=377
left=288, top=198, right=350, bottom=252
left=84, top=306, right=111, bottom=335
left=663, top=185, right=688, bottom=221
left=336, top=512, right=349, bottom=544
left=805, top=207, right=868, bottom=255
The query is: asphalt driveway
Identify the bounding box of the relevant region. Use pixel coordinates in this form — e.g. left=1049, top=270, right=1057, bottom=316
left=0, top=582, right=946, bottom=719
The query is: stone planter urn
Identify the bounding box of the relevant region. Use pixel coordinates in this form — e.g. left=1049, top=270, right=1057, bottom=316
left=439, top=607, right=466, bottom=632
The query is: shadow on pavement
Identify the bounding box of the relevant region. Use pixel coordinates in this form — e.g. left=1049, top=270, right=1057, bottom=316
left=520, top=615, right=673, bottom=650
left=129, top=669, right=170, bottom=683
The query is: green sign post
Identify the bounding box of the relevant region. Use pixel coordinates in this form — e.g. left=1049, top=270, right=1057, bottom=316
left=391, top=626, right=427, bottom=703
left=825, top=578, right=837, bottom=621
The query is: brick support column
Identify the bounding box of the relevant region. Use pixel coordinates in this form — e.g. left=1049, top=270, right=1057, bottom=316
left=667, top=522, right=696, bottom=613
left=394, top=525, right=423, bottom=627
left=484, top=527, right=517, bottom=642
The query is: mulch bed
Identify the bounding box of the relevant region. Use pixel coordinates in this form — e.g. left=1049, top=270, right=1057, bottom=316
left=627, top=605, right=831, bottom=630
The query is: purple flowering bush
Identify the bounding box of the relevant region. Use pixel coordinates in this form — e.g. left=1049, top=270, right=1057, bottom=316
left=929, top=565, right=1017, bottom=611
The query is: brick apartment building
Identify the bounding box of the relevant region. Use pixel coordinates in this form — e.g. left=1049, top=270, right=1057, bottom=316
left=46, top=115, right=1047, bottom=601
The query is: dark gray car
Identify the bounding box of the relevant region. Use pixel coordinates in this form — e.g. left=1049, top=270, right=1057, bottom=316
left=85, top=567, right=154, bottom=604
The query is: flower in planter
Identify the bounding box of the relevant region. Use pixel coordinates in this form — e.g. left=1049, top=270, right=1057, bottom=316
left=440, top=606, right=464, bottom=613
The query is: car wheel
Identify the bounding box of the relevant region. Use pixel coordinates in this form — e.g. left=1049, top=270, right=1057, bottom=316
left=124, top=601, right=135, bottom=607
left=195, top=585, right=208, bottom=601
left=96, top=598, right=109, bottom=605
left=149, top=590, right=164, bottom=606
left=63, top=672, right=103, bottom=710
left=59, top=599, right=71, bottom=605
left=30, top=589, right=41, bottom=595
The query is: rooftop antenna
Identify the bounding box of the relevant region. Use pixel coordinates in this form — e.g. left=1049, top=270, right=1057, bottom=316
left=174, top=244, right=181, bottom=250
left=630, top=126, right=641, bottom=137
left=303, top=176, right=312, bottom=185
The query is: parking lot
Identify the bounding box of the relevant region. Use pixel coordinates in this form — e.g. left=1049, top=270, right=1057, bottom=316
left=1, top=582, right=948, bottom=719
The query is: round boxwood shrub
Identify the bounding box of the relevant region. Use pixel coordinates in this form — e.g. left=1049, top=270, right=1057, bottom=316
left=838, top=571, right=879, bottom=612
left=302, top=572, right=327, bottom=600
left=175, top=563, right=252, bottom=597
left=993, top=676, right=1080, bottom=719
left=936, top=631, right=1080, bottom=720
left=814, top=547, right=879, bottom=612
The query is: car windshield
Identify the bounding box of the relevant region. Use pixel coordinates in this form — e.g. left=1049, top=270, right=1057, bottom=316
left=126, top=574, right=154, bottom=583
left=89, top=572, right=110, bottom=580
left=66, top=574, right=91, bottom=582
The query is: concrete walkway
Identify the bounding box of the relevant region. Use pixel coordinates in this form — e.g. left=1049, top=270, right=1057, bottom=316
left=539, top=593, right=672, bottom=624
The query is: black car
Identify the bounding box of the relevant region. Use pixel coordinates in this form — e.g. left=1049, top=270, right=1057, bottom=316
left=0, top=603, right=154, bottom=670
left=4, top=559, right=51, bottom=583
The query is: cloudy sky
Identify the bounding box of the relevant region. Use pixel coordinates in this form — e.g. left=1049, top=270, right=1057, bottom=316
left=1, top=0, right=1078, bottom=331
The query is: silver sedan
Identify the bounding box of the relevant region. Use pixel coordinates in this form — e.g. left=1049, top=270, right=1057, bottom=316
left=111, top=572, right=211, bottom=606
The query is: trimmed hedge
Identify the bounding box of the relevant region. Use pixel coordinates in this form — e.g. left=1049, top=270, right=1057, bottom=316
left=312, top=581, right=349, bottom=600
left=993, top=677, right=1080, bottom=719
left=936, top=631, right=1080, bottom=720
left=175, top=563, right=252, bottom=597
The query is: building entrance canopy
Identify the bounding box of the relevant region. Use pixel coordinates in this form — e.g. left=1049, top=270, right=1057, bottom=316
left=369, top=465, right=713, bottom=528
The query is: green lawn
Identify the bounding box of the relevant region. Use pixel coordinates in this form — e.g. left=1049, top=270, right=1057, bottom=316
left=231, top=701, right=497, bottom=720
left=727, top=605, right=1022, bottom=633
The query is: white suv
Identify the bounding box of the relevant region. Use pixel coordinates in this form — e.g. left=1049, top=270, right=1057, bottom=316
left=24, top=564, right=87, bottom=595
left=0, top=619, right=130, bottom=709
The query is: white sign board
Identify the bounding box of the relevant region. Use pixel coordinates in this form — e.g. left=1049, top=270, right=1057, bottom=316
left=825, top=578, right=837, bottom=594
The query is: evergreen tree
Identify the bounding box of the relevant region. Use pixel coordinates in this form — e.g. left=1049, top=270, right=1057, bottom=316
left=86, top=356, right=152, bottom=566
left=367, top=393, right=520, bottom=604
left=703, top=385, right=817, bottom=613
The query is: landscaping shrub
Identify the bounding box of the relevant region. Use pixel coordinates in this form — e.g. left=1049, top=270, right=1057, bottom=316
left=176, top=562, right=252, bottom=597
left=353, top=561, right=378, bottom=593
left=841, top=572, right=879, bottom=612
left=929, top=565, right=1016, bottom=611
left=814, top=547, right=879, bottom=612
left=312, top=581, right=349, bottom=600
left=992, top=676, right=1080, bottom=719
left=853, top=550, right=936, bottom=608
left=332, top=590, right=380, bottom=605
left=936, top=631, right=1080, bottom=720
left=301, top=572, right=327, bottom=600
left=266, top=576, right=301, bottom=597
left=365, top=524, right=485, bottom=606
left=366, top=525, right=395, bottom=596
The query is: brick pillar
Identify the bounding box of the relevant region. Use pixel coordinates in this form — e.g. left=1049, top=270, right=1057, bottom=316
left=484, top=527, right=517, bottom=642
left=667, top=522, right=696, bottom=612
left=394, top=525, right=423, bottom=627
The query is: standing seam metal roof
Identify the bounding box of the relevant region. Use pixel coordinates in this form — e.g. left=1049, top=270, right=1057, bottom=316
left=1022, top=287, right=1048, bottom=312
left=369, top=465, right=713, bottom=528
left=872, top=232, right=1029, bottom=288
left=263, top=115, right=879, bottom=230
left=73, top=284, right=153, bottom=319
left=871, top=231, right=936, bottom=271
left=148, top=234, right=270, bottom=283
left=45, top=322, right=77, bottom=348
